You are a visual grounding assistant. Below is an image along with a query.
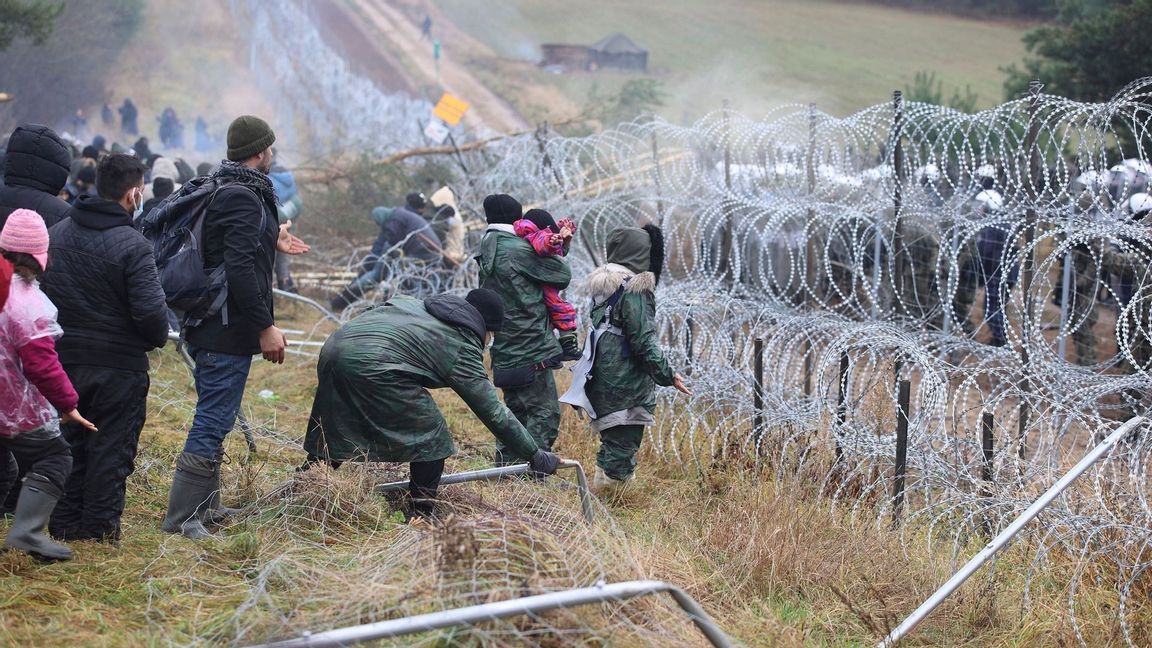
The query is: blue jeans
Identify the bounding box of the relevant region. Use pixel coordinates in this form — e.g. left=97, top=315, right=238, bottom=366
left=183, top=347, right=252, bottom=459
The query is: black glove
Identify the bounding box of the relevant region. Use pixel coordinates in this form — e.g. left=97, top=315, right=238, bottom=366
left=528, top=449, right=562, bottom=475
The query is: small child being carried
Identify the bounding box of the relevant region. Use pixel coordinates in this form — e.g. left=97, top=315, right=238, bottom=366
left=513, top=208, right=581, bottom=361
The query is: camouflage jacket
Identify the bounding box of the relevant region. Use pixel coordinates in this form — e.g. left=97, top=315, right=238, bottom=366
left=476, top=227, right=571, bottom=370
left=583, top=263, right=675, bottom=418
left=303, top=295, right=538, bottom=463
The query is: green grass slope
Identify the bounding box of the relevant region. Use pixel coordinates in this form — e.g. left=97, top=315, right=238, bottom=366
left=430, top=0, right=1031, bottom=120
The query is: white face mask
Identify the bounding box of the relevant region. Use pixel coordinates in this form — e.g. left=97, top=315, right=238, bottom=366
left=131, top=189, right=144, bottom=220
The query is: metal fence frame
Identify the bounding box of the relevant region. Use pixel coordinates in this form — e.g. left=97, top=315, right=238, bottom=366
left=245, top=579, right=734, bottom=648
left=879, top=416, right=1146, bottom=647
left=375, top=459, right=595, bottom=523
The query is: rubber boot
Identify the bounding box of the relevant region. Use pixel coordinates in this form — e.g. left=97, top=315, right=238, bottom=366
left=202, top=448, right=242, bottom=526
left=161, top=453, right=216, bottom=539
left=591, top=466, right=632, bottom=498
left=3, top=473, right=71, bottom=561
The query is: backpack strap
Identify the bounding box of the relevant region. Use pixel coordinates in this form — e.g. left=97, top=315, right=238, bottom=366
left=597, top=279, right=632, bottom=359
left=197, top=184, right=270, bottom=329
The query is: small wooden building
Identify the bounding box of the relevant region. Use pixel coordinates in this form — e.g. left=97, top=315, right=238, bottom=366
left=540, top=33, right=648, bottom=72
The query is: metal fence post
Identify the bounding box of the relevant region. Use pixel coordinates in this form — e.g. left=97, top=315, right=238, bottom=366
left=835, top=351, right=850, bottom=460
left=981, top=411, right=995, bottom=537
left=891, top=90, right=906, bottom=319
left=891, top=379, right=911, bottom=524
left=1017, top=79, right=1043, bottom=461
left=753, top=337, right=765, bottom=453
left=685, top=315, right=695, bottom=377
left=878, top=416, right=1145, bottom=648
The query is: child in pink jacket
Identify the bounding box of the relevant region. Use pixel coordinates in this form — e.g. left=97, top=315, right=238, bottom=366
left=513, top=208, right=581, bottom=361
left=0, top=209, right=96, bottom=561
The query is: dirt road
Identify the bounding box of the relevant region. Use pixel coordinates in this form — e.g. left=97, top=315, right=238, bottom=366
left=345, top=0, right=531, bottom=134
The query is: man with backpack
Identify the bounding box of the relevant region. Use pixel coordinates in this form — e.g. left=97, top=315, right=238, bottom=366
left=41, top=153, right=169, bottom=543
left=158, top=115, right=308, bottom=539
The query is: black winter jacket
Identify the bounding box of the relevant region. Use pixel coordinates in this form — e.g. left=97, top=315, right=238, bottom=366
left=0, top=124, right=72, bottom=229
left=183, top=184, right=279, bottom=356
left=42, top=195, right=170, bottom=371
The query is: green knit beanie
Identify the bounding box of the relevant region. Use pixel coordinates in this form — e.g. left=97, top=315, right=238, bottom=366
left=226, top=115, right=276, bottom=161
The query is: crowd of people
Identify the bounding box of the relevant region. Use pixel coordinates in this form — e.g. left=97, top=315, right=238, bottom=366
left=0, top=113, right=692, bottom=562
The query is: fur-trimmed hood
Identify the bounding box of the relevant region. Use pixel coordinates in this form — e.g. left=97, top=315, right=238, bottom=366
left=586, top=262, right=657, bottom=301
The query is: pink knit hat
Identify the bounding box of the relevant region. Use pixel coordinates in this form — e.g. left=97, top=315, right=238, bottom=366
left=0, top=209, right=49, bottom=272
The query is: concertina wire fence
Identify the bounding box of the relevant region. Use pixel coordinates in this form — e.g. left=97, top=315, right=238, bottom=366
left=381, top=78, right=1152, bottom=644
left=145, top=73, right=1152, bottom=643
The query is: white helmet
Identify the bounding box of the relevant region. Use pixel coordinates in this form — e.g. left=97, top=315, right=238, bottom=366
left=975, top=164, right=996, bottom=179
left=917, top=163, right=940, bottom=183
left=974, top=189, right=1004, bottom=213
left=1073, top=171, right=1104, bottom=192
left=1123, top=159, right=1152, bottom=177
left=1129, top=192, right=1152, bottom=216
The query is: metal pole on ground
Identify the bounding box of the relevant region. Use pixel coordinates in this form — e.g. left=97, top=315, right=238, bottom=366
left=248, top=579, right=734, bottom=648
left=877, top=416, right=1145, bottom=647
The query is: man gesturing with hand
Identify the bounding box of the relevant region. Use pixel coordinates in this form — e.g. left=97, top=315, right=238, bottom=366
left=162, top=116, right=307, bottom=539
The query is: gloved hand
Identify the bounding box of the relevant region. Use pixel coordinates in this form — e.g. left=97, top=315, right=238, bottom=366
left=528, top=449, right=562, bottom=476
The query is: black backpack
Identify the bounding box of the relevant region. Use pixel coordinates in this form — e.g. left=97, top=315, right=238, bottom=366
left=140, top=175, right=266, bottom=327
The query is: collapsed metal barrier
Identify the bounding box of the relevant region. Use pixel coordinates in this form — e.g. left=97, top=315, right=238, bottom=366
left=374, top=459, right=595, bottom=523
left=879, top=416, right=1147, bottom=647
left=245, top=579, right=734, bottom=648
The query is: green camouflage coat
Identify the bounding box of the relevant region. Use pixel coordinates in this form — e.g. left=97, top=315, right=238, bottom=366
left=304, top=295, right=538, bottom=463
left=476, top=227, right=571, bottom=370
left=583, top=264, right=675, bottom=421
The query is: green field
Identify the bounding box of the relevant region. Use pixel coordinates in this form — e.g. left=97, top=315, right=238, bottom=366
left=432, top=0, right=1032, bottom=121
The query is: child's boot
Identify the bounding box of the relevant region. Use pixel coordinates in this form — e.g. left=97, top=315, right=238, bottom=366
left=558, top=332, right=581, bottom=361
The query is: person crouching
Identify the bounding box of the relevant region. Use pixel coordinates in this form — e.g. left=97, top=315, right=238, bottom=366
left=302, top=289, right=562, bottom=519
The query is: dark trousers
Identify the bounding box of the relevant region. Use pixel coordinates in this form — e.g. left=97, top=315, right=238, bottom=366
left=49, top=366, right=149, bottom=541
left=597, top=425, right=645, bottom=481
left=0, top=434, right=72, bottom=505
left=408, top=458, right=445, bottom=517
left=495, top=368, right=559, bottom=464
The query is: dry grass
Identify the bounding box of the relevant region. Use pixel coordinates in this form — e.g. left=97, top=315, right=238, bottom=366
left=0, top=296, right=1141, bottom=646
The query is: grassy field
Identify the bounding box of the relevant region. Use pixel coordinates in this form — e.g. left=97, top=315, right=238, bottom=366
left=423, top=0, right=1032, bottom=123
left=0, top=295, right=1138, bottom=647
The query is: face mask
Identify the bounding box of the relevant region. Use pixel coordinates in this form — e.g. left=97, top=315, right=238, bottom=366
left=132, top=190, right=144, bottom=219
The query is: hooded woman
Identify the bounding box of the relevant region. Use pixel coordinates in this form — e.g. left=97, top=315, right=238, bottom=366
left=563, top=224, right=690, bottom=494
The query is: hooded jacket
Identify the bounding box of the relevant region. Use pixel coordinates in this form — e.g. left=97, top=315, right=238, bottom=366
left=42, top=195, right=170, bottom=371
left=303, top=294, right=538, bottom=463
left=582, top=263, right=674, bottom=426
left=0, top=125, right=72, bottom=230
left=476, top=227, right=571, bottom=370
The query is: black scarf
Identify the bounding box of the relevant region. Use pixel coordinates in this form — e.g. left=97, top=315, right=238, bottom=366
left=214, top=159, right=278, bottom=207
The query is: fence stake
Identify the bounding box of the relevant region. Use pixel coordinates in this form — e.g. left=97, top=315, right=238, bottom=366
left=1057, top=248, right=1073, bottom=361
left=891, top=379, right=911, bottom=524
left=720, top=99, right=735, bottom=285
left=981, top=411, right=995, bottom=537
left=651, top=130, right=666, bottom=226
left=685, top=315, right=695, bottom=377
left=890, top=90, right=906, bottom=318
left=835, top=351, right=849, bottom=460
left=753, top=337, right=765, bottom=454
left=1017, top=78, right=1043, bottom=461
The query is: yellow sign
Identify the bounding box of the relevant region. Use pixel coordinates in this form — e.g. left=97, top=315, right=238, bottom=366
left=432, top=93, right=470, bottom=126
